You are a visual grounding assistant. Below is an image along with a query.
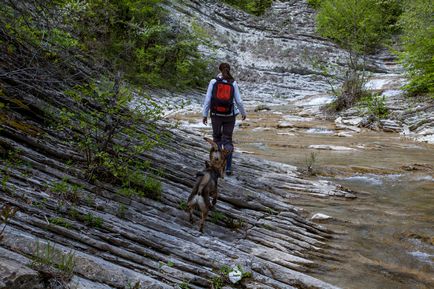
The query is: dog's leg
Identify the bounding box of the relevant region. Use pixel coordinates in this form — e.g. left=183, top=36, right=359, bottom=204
left=199, top=208, right=209, bottom=233
left=211, top=190, right=218, bottom=208
left=204, top=190, right=212, bottom=209
left=187, top=177, right=201, bottom=224
left=188, top=203, right=194, bottom=224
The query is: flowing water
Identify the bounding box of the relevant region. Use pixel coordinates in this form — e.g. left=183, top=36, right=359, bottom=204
left=172, top=104, right=434, bottom=289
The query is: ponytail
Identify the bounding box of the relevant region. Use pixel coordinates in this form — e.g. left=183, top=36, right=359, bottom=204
left=219, top=63, right=234, bottom=81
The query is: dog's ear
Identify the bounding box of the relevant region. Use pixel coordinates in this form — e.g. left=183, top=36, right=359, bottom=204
left=205, top=160, right=210, bottom=168
left=204, top=137, right=218, bottom=150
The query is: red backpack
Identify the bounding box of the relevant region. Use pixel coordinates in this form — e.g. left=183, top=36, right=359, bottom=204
left=210, top=78, right=234, bottom=115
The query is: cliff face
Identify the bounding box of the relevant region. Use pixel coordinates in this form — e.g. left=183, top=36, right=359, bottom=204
left=169, top=0, right=396, bottom=106
left=0, top=1, right=354, bottom=289
left=166, top=0, right=433, bottom=144
left=168, top=0, right=346, bottom=105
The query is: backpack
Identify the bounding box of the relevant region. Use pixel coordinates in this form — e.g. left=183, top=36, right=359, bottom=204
left=210, top=78, right=234, bottom=115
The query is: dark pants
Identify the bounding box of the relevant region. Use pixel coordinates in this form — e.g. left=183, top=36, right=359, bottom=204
left=211, top=115, right=235, bottom=171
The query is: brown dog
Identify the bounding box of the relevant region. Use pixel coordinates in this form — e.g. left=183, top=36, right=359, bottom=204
left=187, top=138, right=230, bottom=232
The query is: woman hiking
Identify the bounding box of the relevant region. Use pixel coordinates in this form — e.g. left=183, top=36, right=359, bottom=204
left=202, top=63, right=247, bottom=176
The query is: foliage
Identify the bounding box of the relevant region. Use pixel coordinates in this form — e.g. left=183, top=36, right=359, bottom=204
left=178, top=200, right=188, bottom=211
left=0, top=0, right=212, bottom=90
left=398, top=0, right=434, bottom=96
left=63, top=0, right=212, bottom=89
left=67, top=207, right=103, bottom=228
left=210, top=211, right=244, bottom=230
left=117, top=204, right=127, bottom=218
left=210, top=211, right=227, bottom=224
left=60, top=78, right=162, bottom=185
left=316, top=0, right=385, bottom=53
left=83, top=213, right=103, bottom=228
left=126, top=281, right=142, bottom=289
left=32, top=240, right=76, bottom=281
left=223, top=0, right=273, bottom=16
left=117, top=175, right=162, bottom=200
left=178, top=280, right=191, bottom=289
left=358, top=93, right=389, bottom=118
left=49, top=217, right=73, bottom=229
left=51, top=179, right=81, bottom=204
left=377, top=0, right=404, bottom=34
left=0, top=204, right=19, bottom=239
left=312, top=0, right=398, bottom=110
left=307, top=0, right=323, bottom=9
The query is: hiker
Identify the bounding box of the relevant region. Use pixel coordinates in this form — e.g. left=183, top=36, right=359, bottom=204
left=202, top=63, right=247, bottom=176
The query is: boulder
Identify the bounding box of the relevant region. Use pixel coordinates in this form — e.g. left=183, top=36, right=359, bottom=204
left=0, top=258, right=43, bottom=289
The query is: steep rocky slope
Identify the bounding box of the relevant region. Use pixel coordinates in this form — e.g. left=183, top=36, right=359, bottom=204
left=0, top=91, right=352, bottom=289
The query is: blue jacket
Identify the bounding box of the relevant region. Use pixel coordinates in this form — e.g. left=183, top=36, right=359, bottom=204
left=202, top=77, right=246, bottom=117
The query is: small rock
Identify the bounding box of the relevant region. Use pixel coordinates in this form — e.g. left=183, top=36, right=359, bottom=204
left=254, top=105, right=271, bottom=112
left=336, top=132, right=353, bottom=137
left=228, top=267, right=243, bottom=284
left=308, top=145, right=357, bottom=151
left=311, top=213, right=332, bottom=222
left=277, top=132, right=296, bottom=136
left=341, top=117, right=364, bottom=126
left=277, top=121, right=293, bottom=128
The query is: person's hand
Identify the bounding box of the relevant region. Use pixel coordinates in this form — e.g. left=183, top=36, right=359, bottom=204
left=241, top=114, right=247, bottom=121
left=202, top=117, right=208, bottom=125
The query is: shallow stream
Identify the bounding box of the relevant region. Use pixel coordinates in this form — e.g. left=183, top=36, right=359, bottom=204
left=172, top=105, right=434, bottom=289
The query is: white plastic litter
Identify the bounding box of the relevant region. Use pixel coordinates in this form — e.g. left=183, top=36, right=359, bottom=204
left=228, top=267, right=242, bottom=284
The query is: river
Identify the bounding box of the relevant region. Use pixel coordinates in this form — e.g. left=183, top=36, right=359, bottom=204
left=171, top=102, right=434, bottom=289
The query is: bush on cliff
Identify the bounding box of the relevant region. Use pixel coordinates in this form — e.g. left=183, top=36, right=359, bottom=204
left=398, top=0, right=434, bottom=97
left=0, top=0, right=212, bottom=90
left=223, top=0, right=273, bottom=16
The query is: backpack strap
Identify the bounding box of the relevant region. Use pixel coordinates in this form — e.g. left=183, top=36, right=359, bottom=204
left=215, top=77, right=234, bottom=84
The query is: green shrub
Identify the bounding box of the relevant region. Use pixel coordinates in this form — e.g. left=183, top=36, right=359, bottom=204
left=117, top=204, right=127, bottom=218
left=65, top=0, right=212, bottom=89
left=32, top=241, right=76, bottom=280
left=307, top=0, right=323, bottom=9
left=118, top=174, right=162, bottom=200
left=1, top=0, right=212, bottom=91
left=51, top=179, right=81, bottom=204
left=142, top=176, right=162, bottom=198
left=59, top=79, right=163, bottom=185
left=312, top=0, right=403, bottom=110
left=49, top=217, right=73, bottom=229
left=316, top=0, right=385, bottom=53
left=398, top=0, right=434, bottom=96
left=83, top=213, right=103, bottom=228
left=358, top=93, right=389, bottom=118
left=223, top=0, right=273, bottom=16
